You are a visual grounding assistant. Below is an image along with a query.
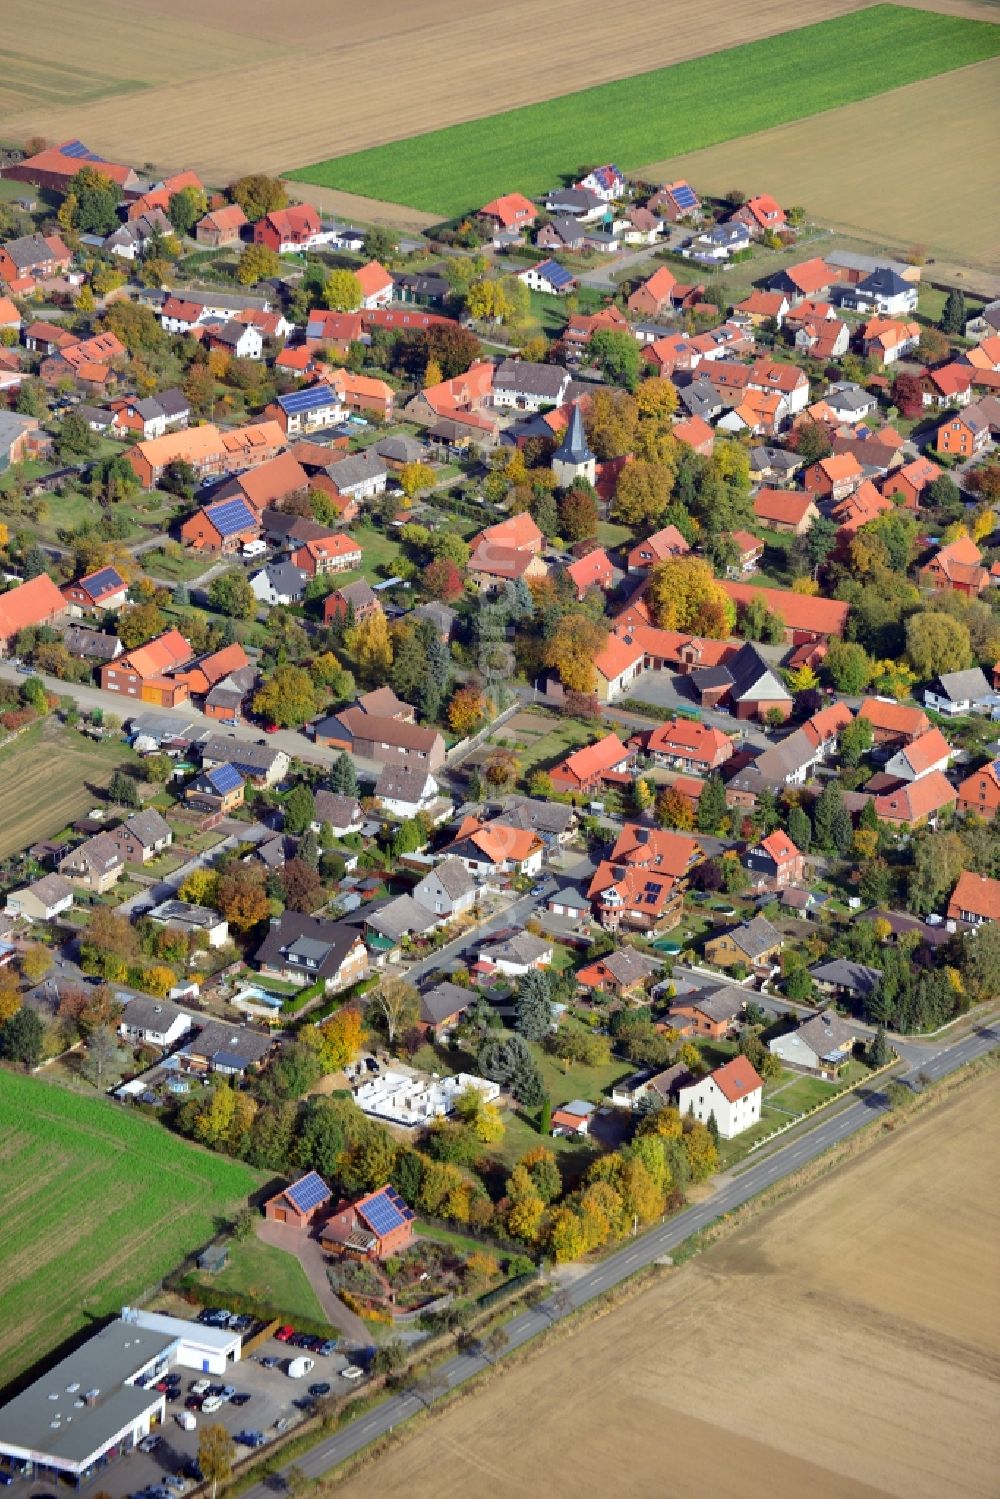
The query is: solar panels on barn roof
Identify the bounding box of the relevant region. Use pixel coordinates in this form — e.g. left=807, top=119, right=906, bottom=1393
left=206, top=762, right=243, bottom=794
left=205, top=497, right=257, bottom=537
left=60, top=139, right=106, bottom=160
left=284, top=1171, right=330, bottom=1214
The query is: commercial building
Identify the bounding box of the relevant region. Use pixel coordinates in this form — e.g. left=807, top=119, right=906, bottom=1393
left=0, top=1309, right=240, bottom=1484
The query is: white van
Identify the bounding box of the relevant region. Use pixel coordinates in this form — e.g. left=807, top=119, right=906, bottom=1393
left=242, top=539, right=267, bottom=558
left=176, top=1410, right=197, bottom=1431
left=287, top=1356, right=315, bottom=1379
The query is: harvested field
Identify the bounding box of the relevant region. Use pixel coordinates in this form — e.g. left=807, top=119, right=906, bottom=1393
left=0, top=720, right=137, bottom=860
left=332, top=1071, right=1000, bottom=1499
left=288, top=7, right=1000, bottom=218
left=0, top=1075, right=260, bottom=1388
left=0, top=0, right=890, bottom=183
left=642, top=57, right=1000, bottom=270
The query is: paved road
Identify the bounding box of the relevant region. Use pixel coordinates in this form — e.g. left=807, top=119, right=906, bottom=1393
left=0, top=665, right=384, bottom=780
left=240, top=1021, right=998, bottom=1493
left=401, top=883, right=552, bottom=984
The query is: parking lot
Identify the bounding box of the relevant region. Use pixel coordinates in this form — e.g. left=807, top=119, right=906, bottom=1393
left=6, top=1320, right=369, bottom=1499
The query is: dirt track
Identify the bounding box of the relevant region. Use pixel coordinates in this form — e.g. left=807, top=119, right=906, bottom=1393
left=330, top=1071, right=1000, bottom=1499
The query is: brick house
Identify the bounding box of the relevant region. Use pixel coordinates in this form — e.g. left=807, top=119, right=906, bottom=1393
left=319, top=1185, right=416, bottom=1260
left=264, top=1171, right=332, bottom=1228
left=744, top=829, right=806, bottom=890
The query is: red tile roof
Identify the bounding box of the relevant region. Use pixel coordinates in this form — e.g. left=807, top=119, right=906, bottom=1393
left=752, top=489, right=816, bottom=527
left=0, top=573, right=67, bottom=641
left=948, top=870, right=1000, bottom=924
left=858, top=698, right=929, bottom=737
left=759, top=830, right=801, bottom=864
left=720, top=580, right=849, bottom=637
left=712, top=1054, right=763, bottom=1102
left=874, top=770, right=956, bottom=824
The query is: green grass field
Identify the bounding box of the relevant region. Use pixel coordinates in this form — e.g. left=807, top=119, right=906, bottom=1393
left=0, top=1075, right=260, bottom=1387
left=185, top=1236, right=326, bottom=1327
left=285, top=7, right=1000, bottom=216
left=0, top=721, right=138, bottom=860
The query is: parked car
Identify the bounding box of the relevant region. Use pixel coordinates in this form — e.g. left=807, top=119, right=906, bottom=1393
left=235, top=1431, right=266, bottom=1449
left=230, top=1392, right=251, bottom=1407
left=308, top=1383, right=330, bottom=1397
left=138, top=1436, right=160, bottom=1454
left=275, top=1325, right=295, bottom=1342
left=175, top=1411, right=197, bottom=1432
left=190, top=1379, right=211, bottom=1396
left=318, top=1340, right=337, bottom=1357
left=287, top=1355, right=315, bottom=1379
left=201, top=1395, right=224, bottom=1414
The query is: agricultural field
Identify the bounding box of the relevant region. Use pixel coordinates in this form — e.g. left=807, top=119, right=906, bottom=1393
left=287, top=7, right=1000, bottom=217
left=332, top=1069, right=1000, bottom=1499
left=0, top=719, right=138, bottom=860
left=646, top=55, right=1000, bottom=270
left=0, top=0, right=931, bottom=189
left=0, top=1074, right=260, bottom=1386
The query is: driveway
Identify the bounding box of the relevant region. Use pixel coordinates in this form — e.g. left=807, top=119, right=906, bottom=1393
left=255, top=1220, right=371, bottom=1346
left=115, top=822, right=268, bottom=915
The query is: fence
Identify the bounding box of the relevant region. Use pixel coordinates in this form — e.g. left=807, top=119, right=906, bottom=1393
left=738, top=1056, right=898, bottom=1165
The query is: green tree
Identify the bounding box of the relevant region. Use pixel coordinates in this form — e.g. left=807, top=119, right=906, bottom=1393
left=867, top=1025, right=891, bottom=1068
left=514, top=969, right=552, bottom=1042
left=939, top=287, right=966, bottom=334
left=478, top=1032, right=545, bottom=1109
left=330, top=751, right=359, bottom=797
left=787, top=801, right=812, bottom=853
left=56, top=410, right=98, bottom=461
left=208, top=570, right=256, bottom=620
left=813, top=780, right=848, bottom=854
left=839, top=716, right=874, bottom=768
left=167, top=185, right=208, bottom=237
left=0, top=1007, right=45, bottom=1068
left=588, top=328, right=641, bottom=391
left=906, top=830, right=966, bottom=916
left=236, top=243, right=280, bottom=285
left=159, top=458, right=198, bottom=499
left=253, top=666, right=320, bottom=728
left=697, top=774, right=728, bottom=834
left=904, top=611, right=972, bottom=679
left=283, top=782, right=316, bottom=835
left=825, top=640, right=872, bottom=695
left=108, top=767, right=139, bottom=808
left=71, top=166, right=121, bottom=234
left=324, top=269, right=363, bottom=312
left=229, top=174, right=287, bottom=222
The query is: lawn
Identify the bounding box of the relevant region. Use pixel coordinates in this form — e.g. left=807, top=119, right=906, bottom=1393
left=185, top=1235, right=327, bottom=1327
left=285, top=8, right=1000, bottom=216
left=0, top=1074, right=260, bottom=1386
left=595, top=520, right=635, bottom=552
left=141, top=547, right=216, bottom=582
left=338, top=523, right=403, bottom=584
left=514, top=718, right=603, bottom=775
left=0, top=721, right=138, bottom=860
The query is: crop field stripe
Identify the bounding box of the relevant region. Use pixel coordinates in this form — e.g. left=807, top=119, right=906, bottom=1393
left=0, top=1076, right=260, bottom=1388
left=287, top=5, right=1000, bottom=217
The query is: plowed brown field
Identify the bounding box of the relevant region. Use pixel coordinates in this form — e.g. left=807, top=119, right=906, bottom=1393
left=640, top=57, right=1000, bottom=268
left=0, top=0, right=879, bottom=180
left=331, top=1071, right=1000, bottom=1499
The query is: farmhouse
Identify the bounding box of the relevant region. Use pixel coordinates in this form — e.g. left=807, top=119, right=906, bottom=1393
left=918, top=536, right=988, bottom=596
left=719, top=584, right=849, bottom=644
left=0, top=572, right=68, bottom=650
left=677, top=1056, right=763, bottom=1138
left=101, top=628, right=193, bottom=707
left=642, top=717, right=734, bottom=773
left=195, top=203, right=247, bottom=246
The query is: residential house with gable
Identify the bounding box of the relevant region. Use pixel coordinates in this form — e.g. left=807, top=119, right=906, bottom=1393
left=677, top=1056, right=763, bottom=1138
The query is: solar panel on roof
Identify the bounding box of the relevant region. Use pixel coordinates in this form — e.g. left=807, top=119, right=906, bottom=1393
left=672, top=184, right=697, bottom=207
left=360, top=1187, right=406, bottom=1238
left=285, top=1171, right=329, bottom=1213
left=61, top=140, right=105, bottom=160
left=207, top=498, right=257, bottom=537
left=280, top=384, right=336, bottom=414
left=207, top=762, right=243, bottom=794
left=85, top=566, right=125, bottom=595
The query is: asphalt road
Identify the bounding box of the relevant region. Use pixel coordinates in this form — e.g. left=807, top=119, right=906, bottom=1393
left=0, top=664, right=384, bottom=780
left=241, top=1021, right=999, bottom=1494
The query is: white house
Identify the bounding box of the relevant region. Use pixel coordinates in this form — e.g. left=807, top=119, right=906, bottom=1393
left=205, top=320, right=263, bottom=361
left=374, top=765, right=440, bottom=818
left=676, top=1055, right=762, bottom=1138
left=681, top=222, right=751, bottom=262
left=273, top=383, right=345, bottom=435
left=476, top=931, right=552, bottom=977
left=413, top=858, right=478, bottom=919
left=516, top=259, right=577, bottom=297
left=4, top=872, right=74, bottom=922
left=823, top=382, right=878, bottom=424
left=838, top=268, right=918, bottom=317
left=769, top=1010, right=858, bottom=1077
left=577, top=164, right=627, bottom=202
left=119, top=994, right=194, bottom=1049
left=250, top=561, right=306, bottom=606
left=923, top=667, right=995, bottom=717
left=884, top=727, right=952, bottom=783
left=147, top=897, right=230, bottom=949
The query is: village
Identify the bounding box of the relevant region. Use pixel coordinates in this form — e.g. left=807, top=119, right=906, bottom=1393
left=0, top=134, right=998, bottom=1498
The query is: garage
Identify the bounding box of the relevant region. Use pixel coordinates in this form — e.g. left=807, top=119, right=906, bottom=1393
left=123, top=1309, right=241, bottom=1376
